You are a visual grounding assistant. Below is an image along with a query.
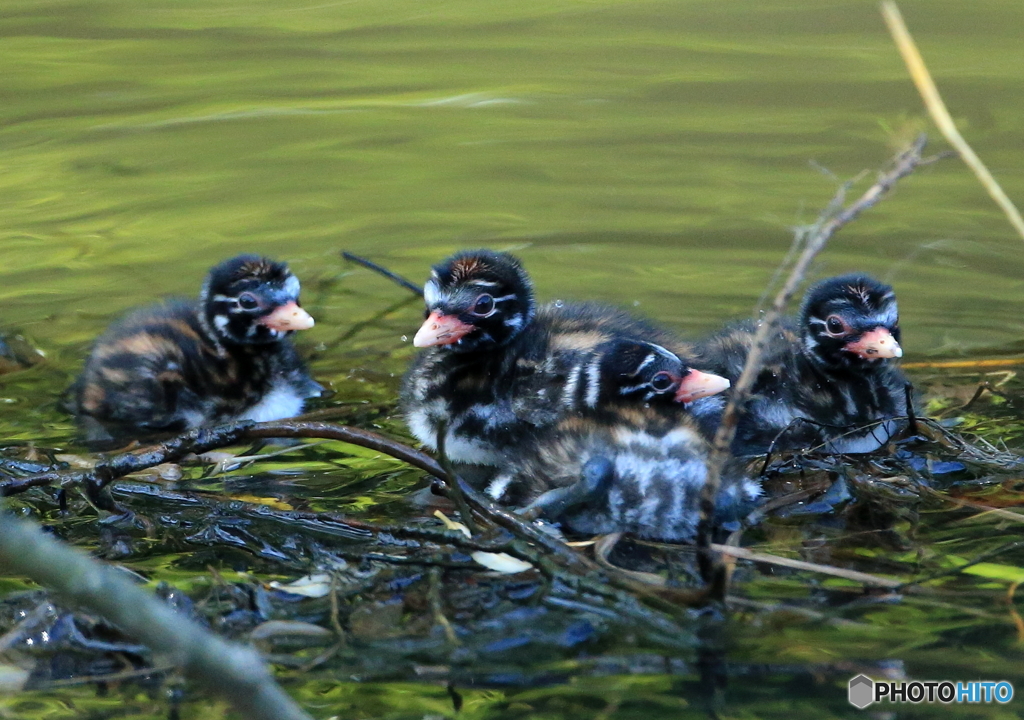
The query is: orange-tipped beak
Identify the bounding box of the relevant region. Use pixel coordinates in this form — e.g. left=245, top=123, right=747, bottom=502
left=844, top=327, right=902, bottom=359
left=675, top=369, right=731, bottom=404
left=260, top=301, right=315, bottom=332
left=413, top=311, right=476, bottom=348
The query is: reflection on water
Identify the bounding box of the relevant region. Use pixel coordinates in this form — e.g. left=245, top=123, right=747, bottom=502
left=0, top=0, right=1021, bottom=443
left=1, top=0, right=1023, bottom=716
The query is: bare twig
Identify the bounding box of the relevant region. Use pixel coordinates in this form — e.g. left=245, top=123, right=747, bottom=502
left=427, top=567, right=459, bottom=645
left=312, top=293, right=421, bottom=359
left=341, top=251, right=423, bottom=296
left=1, top=420, right=448, bottom=498
left=434, top=420, right=479, bottom=535
left=881, top=2, right=1024, bottom=241
left=243, top=421, right=445, bottom=478
left=894, top=540, right=1024, bottom=590
left=709, top=544, right=902, bottom=589
left=696, top=136, right=932, bottom=594
left=901, top=358, right=1024, bottom=370
left=11, top=419, right=717, bottom=611
left=904, top=382, right=919, bottom=435
left=0, top=506, right=313, bottom=720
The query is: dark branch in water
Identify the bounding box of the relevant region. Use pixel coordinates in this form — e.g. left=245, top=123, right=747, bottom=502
left=1, top=420, right=447, bottom=498
left=904, top=382, right=919, bottom=435
left=243, top=420, right=446, bottom=477
left=341, top=251, right=424, bottom=296
left=2, top=418, right=708, bottom=612
left=696, top=134, right=935, bottom=595
left=0, top=503, right=313, bottom=720
left=433, top=420, right=479, bottom=535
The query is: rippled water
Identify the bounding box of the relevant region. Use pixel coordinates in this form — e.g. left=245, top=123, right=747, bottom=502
left=1, top=0, right=1023, bottom=717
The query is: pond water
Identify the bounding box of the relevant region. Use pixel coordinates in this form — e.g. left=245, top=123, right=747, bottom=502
left=1, top=0, right=1023, bottom=717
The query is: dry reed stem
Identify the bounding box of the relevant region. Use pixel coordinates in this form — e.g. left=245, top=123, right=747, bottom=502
left=901, top=358, right=1024, bottom=369
left=881, top=1, right=1024, bottom=241
left=709, top=544, right=902, bottom=588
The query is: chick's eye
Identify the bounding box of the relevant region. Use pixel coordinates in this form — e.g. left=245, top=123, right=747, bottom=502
left=472, top=294, right=495, bottom=316
left=825, top=315, right=846, bottom=335
left=650, top=371, right=676, bottom=392
left=238, top=293, right=259, bottom=310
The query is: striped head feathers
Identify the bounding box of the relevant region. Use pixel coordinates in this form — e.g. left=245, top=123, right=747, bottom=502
left=201, top=254, right=314, bottom=346
left=563, top=339, right=730, bottom=411
left=800, top=274, right=902, bottom=370
left=413, top=250, right=535, bottom=353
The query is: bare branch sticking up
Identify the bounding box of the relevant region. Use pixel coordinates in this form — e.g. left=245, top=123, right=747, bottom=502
left=695, top=135, right=933, bottom=594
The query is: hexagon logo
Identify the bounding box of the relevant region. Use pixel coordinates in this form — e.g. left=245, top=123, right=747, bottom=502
left=849, top=674, right=874, bottom=709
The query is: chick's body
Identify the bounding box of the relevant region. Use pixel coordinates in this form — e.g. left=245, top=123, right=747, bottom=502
left=489, top=407, right=759, bottom=542
left=401, top=250, right=731, bottom=466
left=73, top=255, right=320, bottom=441
left=696, top=274, right=908, bottom=455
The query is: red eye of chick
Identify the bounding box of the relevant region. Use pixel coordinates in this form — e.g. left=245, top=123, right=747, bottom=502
left=825, top=315, right=848, bottom=335
left=650, top=371, right=676, bottom=392
left=471, top=294, right=495, bottom=316
left=238, top=292, right=260, bottom=310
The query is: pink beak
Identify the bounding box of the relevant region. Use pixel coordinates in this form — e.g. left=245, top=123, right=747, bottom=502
left=260, top=301, right=315, bottom=332
left=844, top=327, right=902, bottom=359
left=675, top=369, right=731, bottom=404
left=413, top=311, right=476, bottom=348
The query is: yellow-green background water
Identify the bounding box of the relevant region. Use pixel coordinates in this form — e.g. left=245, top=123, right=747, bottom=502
left=2, top=0, right=1023, bottom=393
left=1, top=0, right=1023, bottom=717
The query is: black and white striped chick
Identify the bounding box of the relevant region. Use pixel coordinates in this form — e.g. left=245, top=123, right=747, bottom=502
left=697, top=274, right=907, bottom=456
left=559, top=337, right=729, bottom=413
left=401, top=250, right=728, bottom=466
left=486, top=408, right=759, bottom=542
left=73, top=254, right=321, bottom=441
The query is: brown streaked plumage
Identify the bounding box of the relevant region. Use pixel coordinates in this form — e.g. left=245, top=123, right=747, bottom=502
left=401, top=250, right=725, bottom=468
left=71, top=254, right=321, bottom=443
left=485, top=399, right=758, bottom=543
left=695, top=273, right=908, bottom=456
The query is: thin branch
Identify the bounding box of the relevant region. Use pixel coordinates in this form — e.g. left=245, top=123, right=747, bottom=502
left=894, top=540, right=1024, bottom=590
left=1, top=420, right=447, bottom=498
left=881, top=1, right=1024, bottom=241
left=434, top=420, right=478, bottom=535
left=0, top=506, right=313, bottom=720
left=243, top=421, right=445, bottom=478
left=341, top=251, right=423, bottom=296
left=900, top=358, right=1024, bottom=370
left=904, top=382, right=919, bottom=435
left=427, top=567, right=459, bottom=645
left=696, top=136, right=932, bottom=594
left=10, top=419, right=716, bottom=611
left=709, top=544, right=902, bottom=589
left=313, top=293, right=421, bottom=359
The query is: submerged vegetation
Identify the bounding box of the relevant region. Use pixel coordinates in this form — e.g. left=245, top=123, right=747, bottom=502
left=1, top=341, right=1024, bottom=719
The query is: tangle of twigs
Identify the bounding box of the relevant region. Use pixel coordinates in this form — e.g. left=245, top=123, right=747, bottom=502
left=696, top=135, right=939, bottom=595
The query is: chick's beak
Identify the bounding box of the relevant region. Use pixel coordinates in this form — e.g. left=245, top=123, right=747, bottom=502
left=844, top=327, right=903, bottom=359
left=675, top=369, right=731, bottom=404
left=260, top=301, right=315, bottom=332
left=413, top=311, right=475, bottom=348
